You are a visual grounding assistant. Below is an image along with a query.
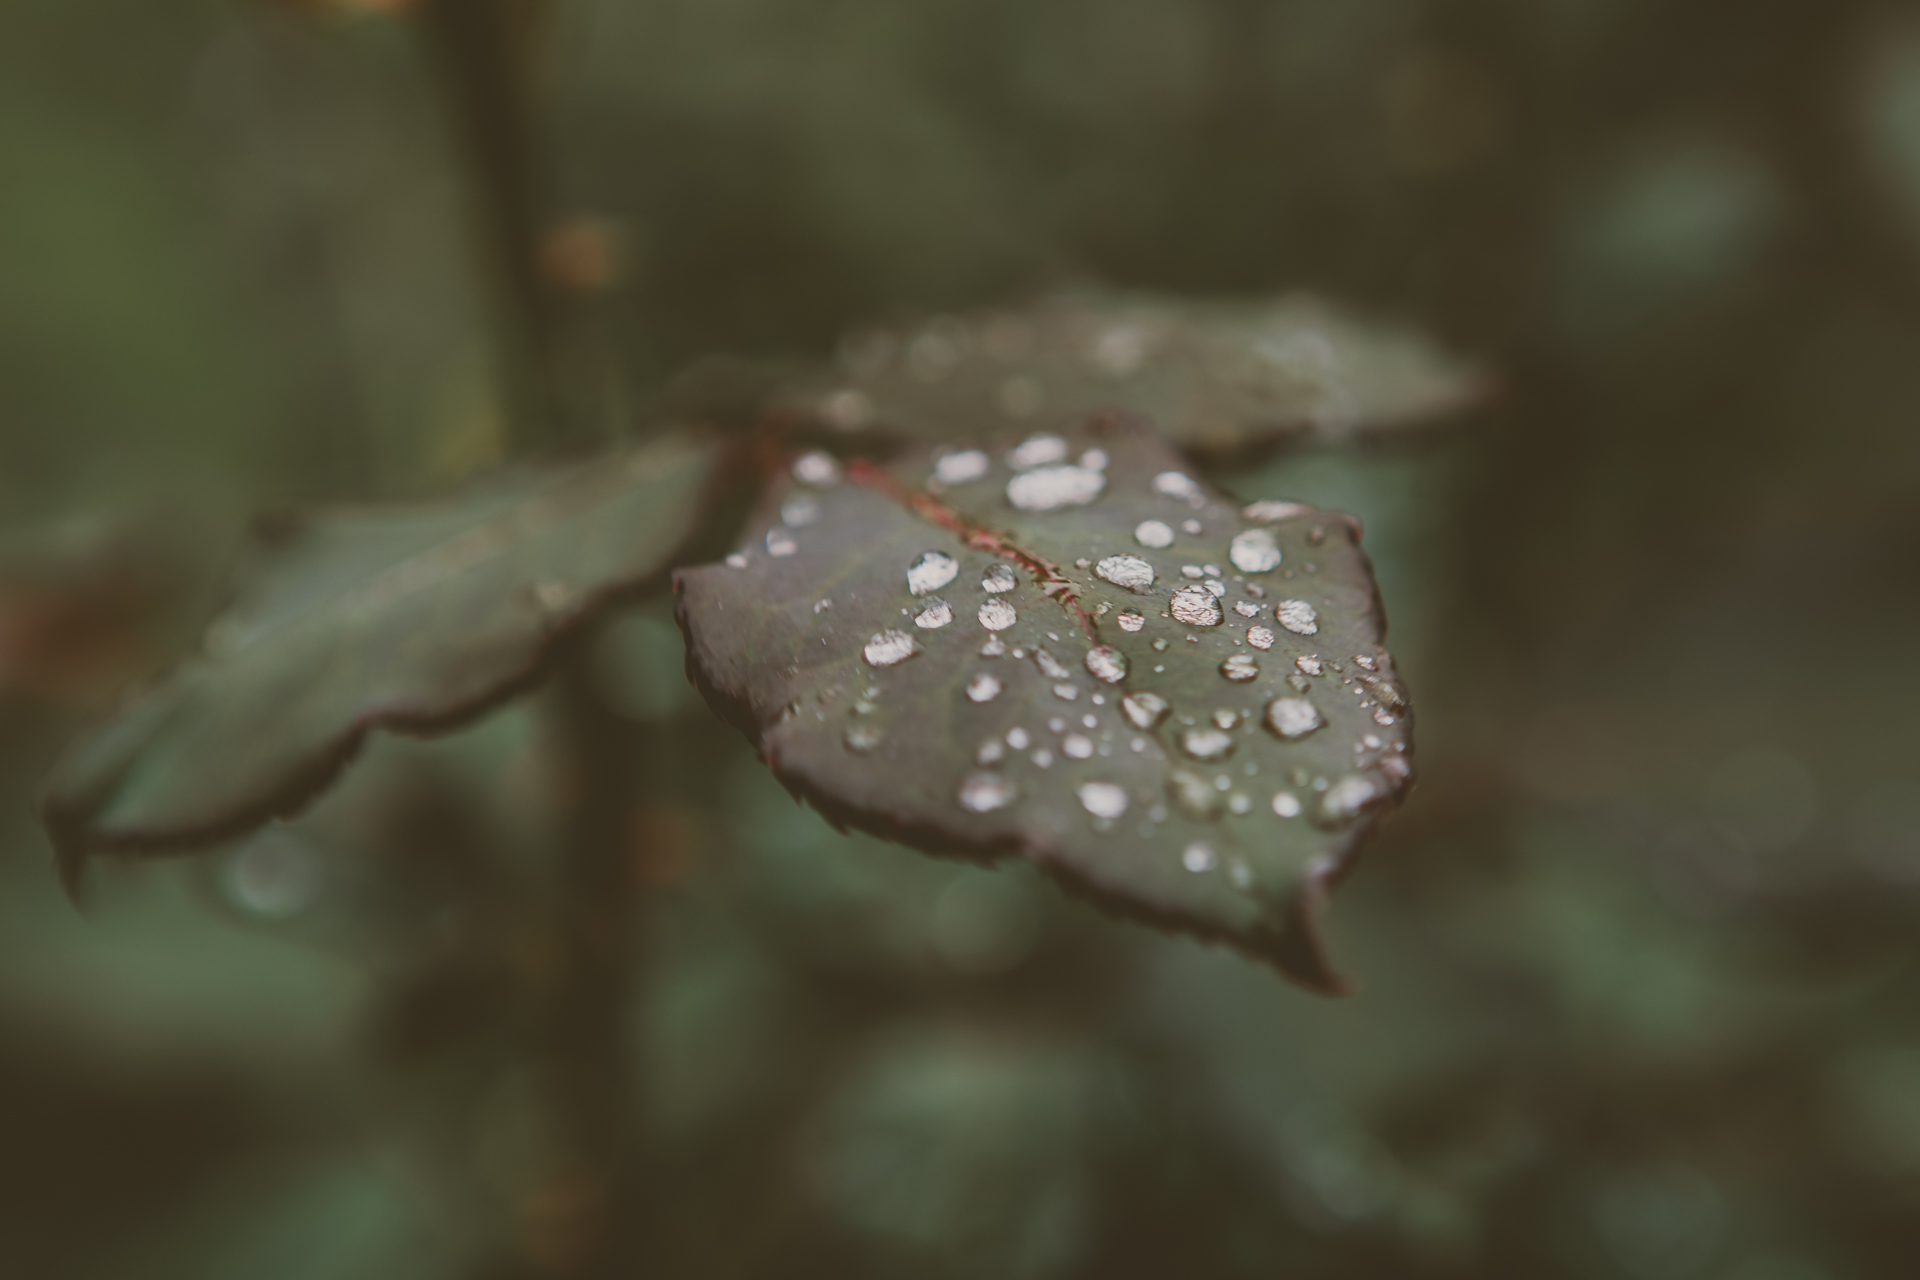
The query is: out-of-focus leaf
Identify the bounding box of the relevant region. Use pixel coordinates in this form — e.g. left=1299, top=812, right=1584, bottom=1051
left=44, top=431, right=720, bottom=878
left=677, top=421, right=1413, bottom=991
left=777, top=292, right=1488, bottom=454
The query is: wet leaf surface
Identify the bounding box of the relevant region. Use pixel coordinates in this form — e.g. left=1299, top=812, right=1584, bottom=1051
left=45, top=432, right=720, bottom=874
left=778, top=292, right=1488, bottom=455
left=677, top=421, right=1413, bottom=991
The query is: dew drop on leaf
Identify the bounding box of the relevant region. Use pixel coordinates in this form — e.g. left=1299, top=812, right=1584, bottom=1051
left=1079, top=781, right=1129, bottom=818
left=792, top=452, right=841, bottom=486
left=1033, top=648, right=1071, bottom=679
left=1228, top=793, right=1253, bottom=815
left=914, top=599, right=954, bottom=629
left=1247, top=626, right=1276, bottom=650
left=1007, top=434, right=1069, bottom=469
left=1220, top=654, right=1259, bottom=682
left=1182, top=842, right=1217, bottom=872
left=1052, top=684, right=1079, bottom=700
left=1229, top=528, right=1282, bottom=574
left=1167, top=770, right=1221, bottom=821
left=976, top=740, right=1004, bottom=765
left=1084, top=645, right=1127, bottom=683
left=1181, top=728, right=1235, bottom=761
left=1006, top=727, right=1031, bottom=749
left=978, top=599, right=1017, bottom=630
left=966, top=673, right=1003, bottom=703
left=1211, top=709, right=1238, bottom=729
left=1117, top=610, right=1145, bottom=632
left=1234, top=601, right=1262, bottom=618
left=1121, top=692, right=1170, bottom=730
left=958, top=772, right=1017, bottom=813
left=844, top=725, right=884, bottom=753
left=864, top=629, right=920, bottom=667
left=766, top=529, right=798, bottom=557
left=908, top=550, right=959, bottom=595
left=934, top=449, right=990, bottom=486
left=1134, top=520, right=1175, bottom=549
left=1295, top=654, right=1323, bottom=675
left=1244, top=499, right=1307, bottom=522
left=1170, top=586, right=1224, bottom=627
left=1317, top=773, right=1383, bottom=829
left=1264, top=696, right=1323, bottom=740
left=725, top=552, right=749, bottom=569
left=1152, top=471, right=1200, bottom=501
left=1007, top=465, right=1105, bottom=512
left=980, top=636, right=1007, bottom=656
left=1063, top=734, right=1094, bottom=760
left=981, top=564, right=1017, bottom=593
left=1272, top=791, right=1302, bottom=817
left=1276, top=600, right=1319, bottom=635
left=1095, top=555, right=1156, bottom=591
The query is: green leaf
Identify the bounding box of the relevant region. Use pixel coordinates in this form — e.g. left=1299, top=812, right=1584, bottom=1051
left=44, top=431, right=721, bottom=878
left=779, top=292, right=1488, bottom=455
left=676, top=422, right=1413, bottom=992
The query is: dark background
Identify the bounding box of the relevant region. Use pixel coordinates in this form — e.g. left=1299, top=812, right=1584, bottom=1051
left=2, top=1, right=1919, bottom=1277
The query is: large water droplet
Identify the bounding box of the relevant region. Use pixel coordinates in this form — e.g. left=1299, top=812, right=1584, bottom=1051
left=978, top=599, right=1018, bottom=631
left=1007, top=434, right=1069, bottom=469
left=1078, top=781, right=1129, bottom=819
left=1153, top=471, right=1201, bottom=501
left=981, top=564, right=1017, bottom=593
left=1096, top=555, right=1156, bottom=591
left=958, top=772, right=1017, bottom=813
left=1007, top=465, right=1105, bottom=511
left=1272, top=791, right=1302, bottom=818
left=1170, top=586, right=1224, bottom=627
left=1084, top=645, right=1127, bottom=683
left=1168, top=770, right=1222, bottom=821
left=1121, top=692, right=1170, bottom=730
left=909, top=550, right=959, bottom=595
left=1134, top=520, right=1175, bottom=549
left=1276, top=600, right=1319, bottom=635
left=966, top=673, right=1003, bottom=703
left=766, top=529, right=798, bottom=557
left=1247, top=626, right=1276, bottom=651
left=792, top=452, right=841, bottom=486
left=1181, top=728, right=1235, bottom=761
left=1264, top=696, right=1322, bottom=740
left=1117, top=610, right=1145, bottom=632
left=1220, top=654, right=1259, bottom=682
left=845, top=725, right=884, bottom=753
left=934, top=449, right=990, bottom=486
left=1063, top=733, right=1095, bottom=760
left=1182, top=842, right=1218, bottom=873
left=914, top=599, right=954, bottom=628
left=1229, top=528, right=1282, bottom=573
left=864, top=629, right=920, bottom=667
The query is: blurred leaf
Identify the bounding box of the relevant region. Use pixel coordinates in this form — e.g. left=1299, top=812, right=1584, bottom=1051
left=777, top=291, right=1488, bottom=454
left=677, top=421, right=1413, bottom=991
left=44, top=431, right=720, bottom=876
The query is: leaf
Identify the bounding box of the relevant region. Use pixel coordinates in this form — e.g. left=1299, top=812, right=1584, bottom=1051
left=44, top=431, right=721, bottom=878
left=676, top=421, right=1413, bottom=992
left=778, top=291, right=1489, bottom=455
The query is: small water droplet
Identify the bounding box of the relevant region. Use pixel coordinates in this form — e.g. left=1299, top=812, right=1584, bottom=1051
left=1081, top=714, right=1097, bottom=728
left=1205, top=580, right=1226, bottom=597
left=1229, top=528, right=1282, bottom=573
left=1272, top=791, right=1301, bottom=817
left=1264, top=697, right=1322, bottom=740
left=1078, top=781, right=1128, bottom=818
left=1181, top=565, right=1204, bottom=580
left=980, top=635, right=1007, bottom=656
left=1295, top=654, right=1323, bottom=675
left=1170, top=586, right=1224, bottom=627
left=1063, top=734, right=1094, bottom=760
left=1181, top=728, right=1235, bottom=761
left=914, top=599, right=954, bottom=628
left=1084, top=645, right=1127, bottom=683
left=1220, top=654, right=1259, bottom=682
left=845, top=725, right=884, bottom=753
left=1276, top=600, right=1319, bottom=635
left=1095, top=555, right=1156, bottom=592
left=909, top=551, right=959, bottom=595
left=978, top=599, right=1018, bottom=630
left=1308, top=526, right=1326, bottom=545
left=725, top=552, right=749, bottom=569
left=1151, top=638, right=1169, bottom=652
left=981, top=564, right=1017, bottom=593
left=1228, top=793, right=1252, bottom=815
left=1121, top=692, right=1170, bottom=730
left=1131, top=736, right=1148, bottom=752
left=1117, top=610, right=1145, bottom=632
left=1134, top=519, right=1175, bottom=549
left=1244, top=499, right=1307, bottom=522
left=1183, top=842, right=1218, bottom=873
left=1153, top=471, right=1200, bottom=501
left=1316, top=773, right=1384, bottom=829
left=1247, top=626, right=1276, bottom=650
left=1007, top=465, right=1104, bottom=511
left=1211, top=709, right=1238, bottom=730
left=1033, top=648, right=1070, bottom=679
left=1233, top=601, right=1261, bottom=618
left=1228, top=860, right=1254, bottom=889
left=1079, top=448, right=1108, bottom=472
left=781, top=494, right=821, bottom=528
left=958, top=771, right=1017, bottom=813
left=967, top=673, right=1003, bottom=702
left=933, top=448, right=990, bottom=486
left=1052, top=684, right=1079, bottom=701
left=1354, top=654, right=1378, bottom=671
left=1032, top=748, right=1055, bottom=767
left=1007, top=434, right=1069, bottom=469
left=792, top=452, right=842, bottom=485
left=1006, top=727, right=1031, bottom=750
left=1374, top=709, right=1397, bottom=726
left=864, top=629, right=920, bottom=666
left=976, top=740, right=1004, bottom=765
left=1168, top=770, right=1221, bottom=821
left=1181, top=520, right=1203, bottom=535
left=766, top=529, right=798, bottom=556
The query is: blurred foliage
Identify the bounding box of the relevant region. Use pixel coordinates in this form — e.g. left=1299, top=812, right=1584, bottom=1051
left=3, top=0, right=1920, bottom=1278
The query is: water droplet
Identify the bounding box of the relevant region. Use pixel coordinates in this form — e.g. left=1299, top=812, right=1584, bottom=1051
left=1354, top=654, right=1378, bottom=671
left=1362, top=734, right=1383, bottom=749
left=845, top=725, right=884, bottom=753
left=1081, top=714, right=1097, bottom=727
left=1048, top=717, right=1067, bottom=733
left=725, top=552, right=749, bottom=569
left=766, top=529, right=798, bottom=556
left=1228, top=860, right=1254, bottom=889
left=1316, top=773, right=1384, bottom=829
left=1007, top=434, right=1069, bottom=469
left=1078, top=781, right=1129, bottom=818
left=1246, top=626, right=1276, bottom=650
left=1220, top=654, right=1259, bottom=682
left=1295, top=654, right=1323, bottom=675
left=1007, top=465, right=1105, bottom=511
left=1211, top=709, right=1238, bottom=730
left=958, top=772, right=1017, bottom=813
left=1228, top=793, right=1252, bottom=815
left=1182, top=728, right=1235, bottom=761
left=1229, top=528, right=1282, bottom=574
left=1183, top=843, right=1218, bottom=873
left=1079, top=448, right=1108, bottom=471
left=1063, top=734, right=1095, bottom=760
left=1084, top=645, right=1128, bottom=683
left=967, top=673, right=1002, bottom=702
left=933, top=448, right=990, bottom=486
left=1276, top=600, right=1319, bottom=635
left=1052, top=684, right=1079, bottom=701
left=1181, top=565, right=1204, bottom=579
left=1032, top=648, right=1070, bottom=679
left=1096, top=555, right=1156, bottom=591
left=909, top=551, right=959, bottom=595
left=914, top=599, right=954, bottom=628
left=864, top=629, right=920, bottom=666
left=1205, top=580, right=1227, bottom=598
left=980, top=635, right=1007, bottom=656
left=1151, top=638, right=1169, bottom=652
left=1233, top=601, right=1261, bottom=618
left=981, top=564, right=1017, bottom=593
left=1117, top=610, right=1145, bottom=632
left=1181, top=519, right=1203, bottom=535
left=1244, top=499, right=1307, bottom=522
left=1121, top=692, right=1170, bottom=730
left=781, top=494, right=821, bottom=527
left=1130, top=736, right=1148, bottom=753
left=1153, top=471, right=1200, bottom=501
left=1272, top=791, right=1301, bottom=817
left=1134, top=520, right=1175, bottom=549
left=1032, top=749, right=1054, bottom=767
left=976, top=740, right=1004, bottom=765
left=794, top=452, right=842, bottom=486
left=978, top=599, right=1018, bottom=630
left=1373, top=709, right=1397, bottom=726
left=1168, top=770, right=1221, bottom=821
left=1170, top=586, right=1223, bottom=627
left=1264, top=697, right=1322, bottom=740
left=1006, top=727, right=1031, bottom=750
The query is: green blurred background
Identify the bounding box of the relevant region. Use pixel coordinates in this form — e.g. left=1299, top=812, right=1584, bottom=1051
left=4, top=0, right=1920, bottom=1277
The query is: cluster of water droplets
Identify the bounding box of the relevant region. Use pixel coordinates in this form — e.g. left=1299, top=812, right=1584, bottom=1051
left=1004, top=433, right=1108, bottom=512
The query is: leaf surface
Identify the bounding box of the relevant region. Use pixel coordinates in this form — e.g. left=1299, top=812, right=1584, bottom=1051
left=45, top=431, right=720, bottom=873
left=780, top=292, right=1488, bottom=454
left=676, top=421, right=1413, bottom=991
